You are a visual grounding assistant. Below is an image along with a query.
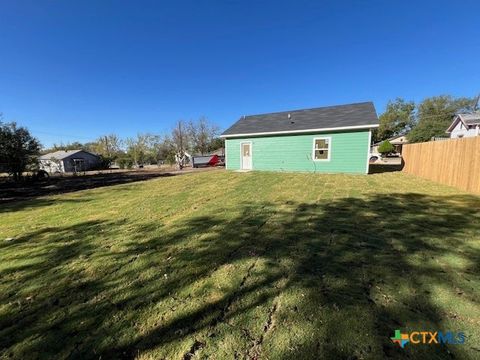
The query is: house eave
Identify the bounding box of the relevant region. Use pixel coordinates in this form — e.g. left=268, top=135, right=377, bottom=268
left=221, top=124, right=379, bottom=138
left=446, top=115, right=462, bottom=133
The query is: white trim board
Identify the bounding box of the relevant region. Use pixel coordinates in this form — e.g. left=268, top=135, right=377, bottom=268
left=221, top=124, right=379, bottom=138
left=365, top=129, right=372, bottom=174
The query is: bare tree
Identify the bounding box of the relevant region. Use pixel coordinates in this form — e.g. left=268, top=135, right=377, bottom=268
left=188, top=117, right=219, bottom=155
left=172, top=120, right=190, bottom=169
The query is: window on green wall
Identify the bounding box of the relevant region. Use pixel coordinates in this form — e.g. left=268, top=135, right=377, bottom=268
left=313, top=137, right=331, bottom=161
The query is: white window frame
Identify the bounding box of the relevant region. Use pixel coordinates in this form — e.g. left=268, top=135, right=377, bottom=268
left=312, top=137, right=331, bottom=162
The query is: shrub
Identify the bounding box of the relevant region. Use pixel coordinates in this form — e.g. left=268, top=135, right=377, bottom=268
left=98, top=155, right=114, bottom=170
left=378, top=140, right=395, bottom=155
left=118, top=157, right=134, bottom=169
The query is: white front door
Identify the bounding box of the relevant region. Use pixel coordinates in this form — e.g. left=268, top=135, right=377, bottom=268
left=241, top=142, right=252, bottom=170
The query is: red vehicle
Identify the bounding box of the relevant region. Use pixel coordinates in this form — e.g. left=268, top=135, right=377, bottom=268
left=192, top=154, right=225, bottom=168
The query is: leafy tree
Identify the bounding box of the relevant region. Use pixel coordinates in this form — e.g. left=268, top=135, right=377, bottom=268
left=97, top=155, right=114, bottom=169
left=0, top=120, right=41, bottom=181
left=408, top=95, right=474, bottom=143
left=41, top=141, right=85, bottom=154
left=378, top=140, right=395, bottom=156
left=207, top=137, right=224, bottom=153
left=144, top=134, right=163, bottom=164
left=154, top=135, right=176, bottom=164
left=88, top=134, right=123, bottom=159
left=126, top=134, right=146, bottom=166
left=376, top=98, right=415, bottom=142
left=124, top=134, right=173, bottom=166
left=117, top=156, right=134, bottom=169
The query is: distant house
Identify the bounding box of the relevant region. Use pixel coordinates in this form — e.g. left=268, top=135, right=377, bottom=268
left=221, top=102, right=379, bottom=174
left=446, top=113, right=480, bottom=138
left=39, top=150, right=101, bottom=173
left=371, top=133, right=409, bottom=155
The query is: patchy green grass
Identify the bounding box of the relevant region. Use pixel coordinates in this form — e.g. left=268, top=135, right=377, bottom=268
left=1, top=170, right=479, bottom=359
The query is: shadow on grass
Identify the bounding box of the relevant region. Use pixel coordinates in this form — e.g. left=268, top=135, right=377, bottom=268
left=0, top=171, right=179, bottom=210
left=368, top=163, right=404, bottom=174
left=0, top=198, right=95, bottom=215
left=1, top=193, right=479, bottom=359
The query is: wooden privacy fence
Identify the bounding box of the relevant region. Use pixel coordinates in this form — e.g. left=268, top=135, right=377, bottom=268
left=402, top=136, right=480, bottom=194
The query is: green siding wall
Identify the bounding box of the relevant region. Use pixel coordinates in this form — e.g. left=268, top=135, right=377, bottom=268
left=225, top=130, right=370, bottom=174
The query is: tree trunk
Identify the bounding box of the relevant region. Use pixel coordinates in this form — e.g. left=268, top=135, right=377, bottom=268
left=13, top=171, right=22, bottom=182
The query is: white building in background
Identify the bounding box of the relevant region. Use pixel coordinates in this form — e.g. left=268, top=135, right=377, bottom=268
left=446, top=113, right=480, bottom=138
left=371, top=133, right=409, bottom=155
left=39, top=150, right=101, bottom=173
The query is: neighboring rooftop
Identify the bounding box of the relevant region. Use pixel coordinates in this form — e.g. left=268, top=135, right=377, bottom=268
left=372, top=133, right=409, bottom=146
left=39, top=150, right=96, bottom=160
left=446, top=112, right=480, bottom=133
left=458, top=113, right=480, bottom=125
left=221, top=102, right=379, bottom=137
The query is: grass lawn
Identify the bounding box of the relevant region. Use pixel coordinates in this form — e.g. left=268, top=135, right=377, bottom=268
left=1, top=170, right=479, bottom=359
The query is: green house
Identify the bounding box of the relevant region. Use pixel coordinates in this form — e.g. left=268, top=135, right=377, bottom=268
left=221, top=102, right=379, bottom=174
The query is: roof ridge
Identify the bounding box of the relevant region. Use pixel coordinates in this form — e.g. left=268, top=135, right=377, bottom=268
left=221, top=102, right=379, bottom=137
left=44, top=149, right=83, bottom=154
left=39, top=149, right=87, bottom=158
left=243, top=101, right=373, bottom=119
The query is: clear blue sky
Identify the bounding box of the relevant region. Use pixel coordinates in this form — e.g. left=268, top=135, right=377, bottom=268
left=1, top=1, right=480, bottom=147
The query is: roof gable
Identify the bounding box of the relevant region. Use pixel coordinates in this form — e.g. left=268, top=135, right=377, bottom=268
left=446, top=116, right=463, bottom=133
left=221, top=102, right=379, bottom=137
left=447, top=113, right=480, bottom=133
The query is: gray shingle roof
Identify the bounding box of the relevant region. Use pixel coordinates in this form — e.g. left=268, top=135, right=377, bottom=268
left=221, top=102, right=379, bottom=137
left=460, top=113, right=480, bottom=125
left=39, top=150, right=95, bottom=160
